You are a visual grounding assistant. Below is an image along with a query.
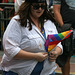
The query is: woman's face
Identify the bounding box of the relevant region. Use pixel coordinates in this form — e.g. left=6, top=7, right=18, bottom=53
left=30, top=3, right=46, bottom=19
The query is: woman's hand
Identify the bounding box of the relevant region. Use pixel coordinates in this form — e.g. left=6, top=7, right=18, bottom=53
left=35, top=52, right=48, bottom=62
left=49, top=46, right=62, bottom=62
left=49, top=51, right=58, bottom=62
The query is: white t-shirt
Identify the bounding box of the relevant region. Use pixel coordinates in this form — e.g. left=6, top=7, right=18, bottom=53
left=15, top=0, right=25, bottom=13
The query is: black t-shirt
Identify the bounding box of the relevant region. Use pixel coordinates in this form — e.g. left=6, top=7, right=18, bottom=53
left=61, top=0, right=75, bottom=28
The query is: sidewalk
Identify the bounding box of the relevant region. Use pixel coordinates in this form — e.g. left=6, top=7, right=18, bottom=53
left=55, top=56, right=75, bottom=75
left=0, top=51, right=75, bottom=75
left=55, top=63, right=75, bottom=75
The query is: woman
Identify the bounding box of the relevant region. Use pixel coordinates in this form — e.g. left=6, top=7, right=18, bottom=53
left=0, top=0, right=63, bottom=75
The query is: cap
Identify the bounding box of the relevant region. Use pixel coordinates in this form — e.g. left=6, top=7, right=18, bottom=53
left=25, top=0, right=46, bottom=3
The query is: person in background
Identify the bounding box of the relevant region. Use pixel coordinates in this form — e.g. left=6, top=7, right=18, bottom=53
left=15, top=0, right=25, bottom=13
left=0, top=8, right=3, bottom=11
left=0, top=0, right=3, bottom=50
left=1, top=0, right=15, bottom=30
left=2, top=0, right=14, bottom=3
left=0, top=0, right=63, bottom=75
left=0, top=0, right=14, bottom=11
left=8, top=0, right=15, bottom=3
left=0, top=0, right=3, bottom=11
left=53, top=0, right=75, bottom=75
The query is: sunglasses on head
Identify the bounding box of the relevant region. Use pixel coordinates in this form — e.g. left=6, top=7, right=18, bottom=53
left=31, top=4, right=46, bottom=10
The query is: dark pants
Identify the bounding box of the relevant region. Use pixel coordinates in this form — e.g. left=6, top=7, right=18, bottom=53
left=3, top=71, right=55, bottom=75
left=3, top=71, right=18, bottom=75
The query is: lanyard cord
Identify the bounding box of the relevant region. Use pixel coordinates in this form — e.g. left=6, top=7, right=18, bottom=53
left=41, top=23, right=46, bottom=40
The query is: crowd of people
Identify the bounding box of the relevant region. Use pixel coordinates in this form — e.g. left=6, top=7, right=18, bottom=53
left=0, top=0, right=75, bottom=75
left=0, top=0, right=15, bottom=40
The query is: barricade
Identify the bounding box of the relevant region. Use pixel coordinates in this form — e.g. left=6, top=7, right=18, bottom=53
left=0, top=3, right=14, bottom=50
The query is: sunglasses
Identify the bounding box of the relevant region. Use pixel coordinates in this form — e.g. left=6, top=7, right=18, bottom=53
left=31, top=4, right=46, bottom=10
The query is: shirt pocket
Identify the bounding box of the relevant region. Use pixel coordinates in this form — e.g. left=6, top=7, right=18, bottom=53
left=28, top=35, right=41, bottom=51
left=47, top=29, right=55, bottom=35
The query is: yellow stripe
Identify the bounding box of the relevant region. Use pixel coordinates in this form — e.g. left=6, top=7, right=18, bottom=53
left=41, top=29, right=44, bottom=34
left=61, top=31, right=69, bottom=37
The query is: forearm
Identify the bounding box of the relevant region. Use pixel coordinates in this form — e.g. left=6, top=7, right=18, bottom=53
left=14, top=49, right=48, bottom=62
left=55, top=46, right=62, bottom=55
left=53, top=5, right=64, bottom=27
left=14, top=49, right=37, bottom=60
left=54, top=11, right=63, bottom=27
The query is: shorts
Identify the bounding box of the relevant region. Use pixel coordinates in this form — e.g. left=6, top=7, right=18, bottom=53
left=56, top=33, right=74, bottom=67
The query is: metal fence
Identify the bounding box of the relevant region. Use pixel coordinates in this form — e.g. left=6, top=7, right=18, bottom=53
left=0, top=3, right=14, bottom=50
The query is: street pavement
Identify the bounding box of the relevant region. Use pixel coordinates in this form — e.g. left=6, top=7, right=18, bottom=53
left=0, top=50, right=75, bottom=75
left=55, top=56, right=75, bottom=75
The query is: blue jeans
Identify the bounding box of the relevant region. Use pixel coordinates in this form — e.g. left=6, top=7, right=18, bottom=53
left=3, top=71, right=55, bottom=75
left=3, top=71, right=18, bottom=75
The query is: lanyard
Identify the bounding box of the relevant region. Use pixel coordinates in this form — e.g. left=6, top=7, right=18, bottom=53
left=41, top=28, right=46, bottom=40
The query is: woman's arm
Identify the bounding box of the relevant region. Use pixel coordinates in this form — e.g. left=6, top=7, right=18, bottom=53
left=14, top=49, right=48, bottom=62
left=49, top=46, right=62, bottom=62
left=3, top=17, right=48, bottom=62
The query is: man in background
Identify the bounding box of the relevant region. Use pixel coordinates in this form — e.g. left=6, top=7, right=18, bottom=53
left=53, top=0, right=75, bottom=75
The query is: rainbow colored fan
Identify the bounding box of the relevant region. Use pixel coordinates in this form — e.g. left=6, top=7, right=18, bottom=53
left=44, top=30, right=73, bottom=53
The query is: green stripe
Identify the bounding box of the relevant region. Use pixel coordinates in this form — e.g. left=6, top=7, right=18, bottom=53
left=58, top=33, right=64, bottom=39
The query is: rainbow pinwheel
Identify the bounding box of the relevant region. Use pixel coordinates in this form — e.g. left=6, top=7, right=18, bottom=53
left=45, top=30, right=73, bottom=53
